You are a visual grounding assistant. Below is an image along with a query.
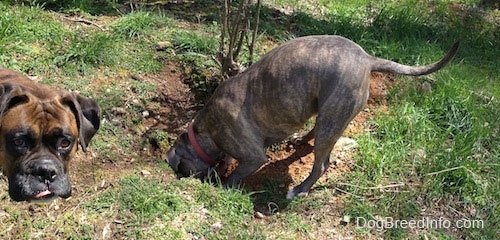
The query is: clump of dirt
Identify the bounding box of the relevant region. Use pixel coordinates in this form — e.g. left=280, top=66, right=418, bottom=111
left=368, top=72, right=393, bottom=105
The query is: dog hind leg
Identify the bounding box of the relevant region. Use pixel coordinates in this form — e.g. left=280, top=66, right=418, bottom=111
left=286, top=124, right=342, bottom=199
left=286, top=96, right=363, bottom=199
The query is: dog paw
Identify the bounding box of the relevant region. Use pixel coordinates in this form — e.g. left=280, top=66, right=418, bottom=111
left=286, top=189, right=309, bottom=199
left=290, top=133, right=304, bottom=145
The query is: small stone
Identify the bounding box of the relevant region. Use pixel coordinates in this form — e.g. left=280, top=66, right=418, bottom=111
left=419, top=81, right=433, bottom=93
left=113, top=219, right=124, bottom=224
left=342, top=215, right=351, bottom=223
left=211, top=222, right=223, bottom=232
left=334, top=137, right=358, bottom=151
left=156, top=41, right=173, bottom=50
left=254, top=211, right=266, bottom=219
left=111, top=107, right=127, bottom=115
left=140, top=170, right=151, bottom=176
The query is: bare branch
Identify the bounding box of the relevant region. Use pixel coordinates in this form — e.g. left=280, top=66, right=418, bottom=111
left=248, top=0, right=261, bottom=65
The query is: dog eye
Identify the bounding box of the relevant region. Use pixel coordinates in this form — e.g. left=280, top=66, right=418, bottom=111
left=13, top=138, right=25, bottom=147
left=59, top=139, right=72, bottom=149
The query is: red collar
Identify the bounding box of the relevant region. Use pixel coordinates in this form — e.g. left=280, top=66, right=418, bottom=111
left=188, top=122, right=218, bottom=166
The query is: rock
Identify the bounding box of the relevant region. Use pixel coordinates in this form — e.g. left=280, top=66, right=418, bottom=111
left=111, top=107, right=127, bottom=115
left=333, top=137, right=358, bottom=151
left=156, top=41, right=173, bottom=50
left=254, top=211, right=266, bottom=219
left=211, top=222, right=223, bottom=232
left=418, top=81, right=433, bottom=93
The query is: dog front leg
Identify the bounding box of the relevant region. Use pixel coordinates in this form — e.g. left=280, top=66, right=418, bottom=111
left=224, top=152, right=267, bottom=188
left=290, top=126, right=315, bottom=145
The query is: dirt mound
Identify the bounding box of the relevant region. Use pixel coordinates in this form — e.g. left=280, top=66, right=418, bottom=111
left=142, top=61, right=200, bottom=134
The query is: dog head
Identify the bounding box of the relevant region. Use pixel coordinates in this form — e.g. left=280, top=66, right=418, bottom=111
left=0, top=71, right=101, bottom=201
left=166, top=132, right=213, bottom=180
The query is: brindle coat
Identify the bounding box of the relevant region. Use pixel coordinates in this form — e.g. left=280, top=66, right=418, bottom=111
left=167, top=35, right=459, bottom=199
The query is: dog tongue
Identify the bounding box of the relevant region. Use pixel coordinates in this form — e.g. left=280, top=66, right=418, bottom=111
left=35, top=190, right=52, bottom=199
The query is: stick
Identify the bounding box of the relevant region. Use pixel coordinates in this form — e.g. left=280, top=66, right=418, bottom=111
left=60, top=15, right=105, bottom=31
left=336, top=182, right=405, bottom=190
left=426, top=166, right=464, bottom=176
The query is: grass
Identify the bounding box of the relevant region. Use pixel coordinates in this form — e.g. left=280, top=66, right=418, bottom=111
left=84, top=177, right=258, bottom=239
left=0, top=0, right=499, bottom=239
left=345, top=65, right=499, bottom=237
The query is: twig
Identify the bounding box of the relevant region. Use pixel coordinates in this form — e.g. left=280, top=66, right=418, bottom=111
left=60, top=15, right=105, bottom=31
left=219, top=0, right=229, bottom=57
left=335, top=187, right=364, bottom=198
left=248, top=0, right=261, bottom=65
left=336, top=182, right=405, bottom=190
left=426, top=166, right=464, bottom=176
left=228, top=0, right=245, bottom=62
left=448, top=206, right=468, bottom=218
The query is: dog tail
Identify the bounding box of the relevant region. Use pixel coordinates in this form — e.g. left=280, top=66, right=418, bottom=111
left=371, top=41, right=459, bottom=76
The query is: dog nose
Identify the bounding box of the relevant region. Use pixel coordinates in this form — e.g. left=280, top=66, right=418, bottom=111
left=33, top=160, right=59, bottom=182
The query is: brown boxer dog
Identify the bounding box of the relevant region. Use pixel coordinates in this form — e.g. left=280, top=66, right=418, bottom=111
left=0, top=69, right=101, bottom=201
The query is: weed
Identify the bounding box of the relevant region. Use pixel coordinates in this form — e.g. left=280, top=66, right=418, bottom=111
left=54, top=31, right=116, bottom=73
left=171, top=30, right=218, bottom=55
left=112, top=11, right=162, bottom=39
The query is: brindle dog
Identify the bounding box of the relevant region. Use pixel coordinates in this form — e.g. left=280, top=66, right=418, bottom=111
left=166, top=35, right=459, bottom=199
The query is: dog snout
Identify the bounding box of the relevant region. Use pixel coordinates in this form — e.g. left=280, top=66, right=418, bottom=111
left=166, top=148, right=180, bottom=171
left=32, top=159, right=60, bottom=182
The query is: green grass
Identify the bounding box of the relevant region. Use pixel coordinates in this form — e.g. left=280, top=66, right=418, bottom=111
left=85, top=176, right=258, bottom=239
left=54, top=31, right=118, bottom=74
left=345, top=66, right=499, bottom=237
left=171, top=30, right=219, bottom=55
left=0, top=0, right=498, bottom=239
left=170, top=29, right=221, bottom=99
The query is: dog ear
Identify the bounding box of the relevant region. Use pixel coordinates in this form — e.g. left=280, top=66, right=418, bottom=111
left=166, top=147, right=180, bottom=172
left=62, top=92, right=101, bottom=152
left=0, top=83, right=29, bottom=124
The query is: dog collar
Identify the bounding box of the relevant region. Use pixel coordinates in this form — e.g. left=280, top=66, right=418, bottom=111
left=187, top=122, right=218, bottom=166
